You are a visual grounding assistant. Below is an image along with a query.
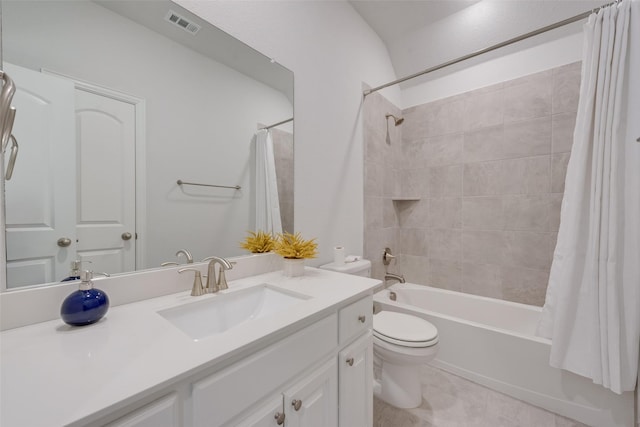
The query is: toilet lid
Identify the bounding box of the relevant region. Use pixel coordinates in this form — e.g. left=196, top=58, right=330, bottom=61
left=373, top=311, right=438, bottom=347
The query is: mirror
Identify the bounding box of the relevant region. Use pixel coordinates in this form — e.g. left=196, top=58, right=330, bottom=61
left=1, top=0, right=294, bottom=289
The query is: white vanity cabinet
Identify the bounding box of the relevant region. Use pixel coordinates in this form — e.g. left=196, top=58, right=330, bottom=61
left=83, top=296, right=373, bottom=427
left=105, top=393, right=181, bottom=427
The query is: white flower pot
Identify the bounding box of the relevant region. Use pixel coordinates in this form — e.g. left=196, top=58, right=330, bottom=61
left=282, top=258, right=305, bottom=277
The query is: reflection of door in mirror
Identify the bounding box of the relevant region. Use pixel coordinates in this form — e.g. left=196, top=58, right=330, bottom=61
left=5, top=64, right=140, bottom=288
left=74, top=84, right=137, bottom=278
left=4, top=64, right=76, bottom=288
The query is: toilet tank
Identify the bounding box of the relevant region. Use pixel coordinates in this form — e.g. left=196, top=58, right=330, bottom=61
left=319, top=259, right=371, bottom=277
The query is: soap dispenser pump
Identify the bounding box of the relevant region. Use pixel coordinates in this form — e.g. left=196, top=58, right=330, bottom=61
left=60, top=270, right=110, bottom=326
left=61, top=260, right=86, bottom=282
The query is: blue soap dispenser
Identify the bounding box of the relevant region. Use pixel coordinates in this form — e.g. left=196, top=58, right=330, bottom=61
left=60, top=270, right=110, bottom=326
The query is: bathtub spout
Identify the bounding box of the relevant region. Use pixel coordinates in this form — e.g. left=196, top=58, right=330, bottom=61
left=385, top=273, right=405, bottom=284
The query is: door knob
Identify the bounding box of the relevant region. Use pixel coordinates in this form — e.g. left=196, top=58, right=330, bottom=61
left=57, top=237, right=72, bottom=247
left=121, top=232, right=132, bottom=241
left=292, top=399, right=302, bottom=411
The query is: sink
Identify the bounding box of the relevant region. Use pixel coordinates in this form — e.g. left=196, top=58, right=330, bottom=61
left=158, top=284, right=309, bottom=340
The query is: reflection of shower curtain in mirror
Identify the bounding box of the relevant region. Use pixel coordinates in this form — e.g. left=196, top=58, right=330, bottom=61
left=255, top=130, right=282, bottom=235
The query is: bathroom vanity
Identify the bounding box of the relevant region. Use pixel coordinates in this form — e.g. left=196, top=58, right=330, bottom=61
left=0, top=256, right=379, bottom=427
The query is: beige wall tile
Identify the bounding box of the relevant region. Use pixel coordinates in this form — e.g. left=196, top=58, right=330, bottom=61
left=501, top=266, right=549, bottom=306
left=503, top=195, right=550, bottom=232
left=504, top=231, right=553, bottom=270
left=551, top=152, right=570, bottom=193
left=429, top=259, right=462, bottom=291
left=429, top=228, right=462, bottom=261
left=396, top=199, right=428, bottom=228
left=463, top=196, right=504, bottom=230
left=463, top=125, right=504, bottom=163
left=383, top=167, right=396, bottom=197
left=462, top=262, right=503, bottom=299
left=463, top=229, right=505, bottom=265
left=552, top=61, right=582, bottom=114
left=428, top=164, right=463, bottom=197
left=398, top=254, right=429, bottom=284
left=428, top=197, right=462, bottom=229
left=552, top=112, right=576, bottom=153
left=364, top=196, right=383, bottom=230
left=364, top=161, right=383, bottom=197
left=398, top=168, right=428, bottom=198
left=549, top=193, right=563, bottom=232
left=400, top=227, right=428, bottom=256
left=401, top=138, right=429, bottom=169
left=503, top=74, right=552, bottom=123
left=502, top=116, right=551, bottom=158
left=427, top=133, right=464, bottom=167
left=464, top=87, right=504, bottom=131
left=382, top=198, right=397, bottom=228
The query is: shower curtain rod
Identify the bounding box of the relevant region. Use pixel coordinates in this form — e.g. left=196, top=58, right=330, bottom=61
left=260, top=117, right=293, bottom=130
left=363, top=0, right=617, bottom=97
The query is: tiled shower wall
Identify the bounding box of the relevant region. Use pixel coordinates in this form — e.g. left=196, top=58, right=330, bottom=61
left=363, top=62, right=581, bottom=306
left=272, top=128, right=294, bottom=234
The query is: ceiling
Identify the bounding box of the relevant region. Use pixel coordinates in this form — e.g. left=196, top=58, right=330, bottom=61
left=349, top=0, right=479, bottom=44
left=349, top=0, right=604, bottom=90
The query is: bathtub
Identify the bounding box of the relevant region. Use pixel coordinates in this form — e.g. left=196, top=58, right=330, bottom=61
left=373, top=283, right=635, bottom=427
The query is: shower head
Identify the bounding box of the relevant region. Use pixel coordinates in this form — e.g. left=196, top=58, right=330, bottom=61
left=385, top=113, right=404, bottom=126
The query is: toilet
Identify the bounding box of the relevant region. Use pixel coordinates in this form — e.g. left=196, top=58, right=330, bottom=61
left=319, top=259, right=439, bottom=409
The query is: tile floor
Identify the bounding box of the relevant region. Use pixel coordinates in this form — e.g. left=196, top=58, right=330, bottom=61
left=373, top=364, right=588, bottom=427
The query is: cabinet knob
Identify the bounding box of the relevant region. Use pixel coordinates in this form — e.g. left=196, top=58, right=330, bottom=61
left=291, top=399, right=302, bottom=411
left=346, top=357, right=354, bottom=366
left=274, top=412, right=285, bottom=425
left=122, top=232, right=133, bottom=241
left=358, top=314, right=366, bottom=323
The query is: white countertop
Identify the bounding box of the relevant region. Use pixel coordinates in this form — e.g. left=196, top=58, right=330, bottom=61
left=0, top=267, right=379, bottom=427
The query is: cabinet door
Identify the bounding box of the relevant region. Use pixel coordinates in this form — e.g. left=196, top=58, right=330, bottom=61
left=339, top=332, right=373, bottom=427
left=283, top=359, right=337, bottom=427
left=105, top=393, right=179, bottom=427
left=226, top=395, right=284, bottom=427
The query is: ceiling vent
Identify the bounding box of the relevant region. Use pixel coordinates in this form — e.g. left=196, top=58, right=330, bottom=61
left=164, top=10, right=201, bottom=35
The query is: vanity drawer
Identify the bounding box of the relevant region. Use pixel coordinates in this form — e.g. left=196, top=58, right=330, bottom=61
left=338, top=296, right=372, bottom=344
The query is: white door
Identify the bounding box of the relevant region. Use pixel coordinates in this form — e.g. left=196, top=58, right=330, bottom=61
left=74, top=88, right=136, bottom=274
left=283, top=359, right=338, bottom=427
left=339, top=332, right=373, bottom=427
left=4, top=63, right=76, bottom=288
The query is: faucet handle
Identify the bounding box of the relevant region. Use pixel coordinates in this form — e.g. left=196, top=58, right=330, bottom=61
left=178, top=268, right=205, bottom=296
left=216, top=261, right=236, bottom=291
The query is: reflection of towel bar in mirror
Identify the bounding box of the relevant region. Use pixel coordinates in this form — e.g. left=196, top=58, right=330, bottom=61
left=177, top=179, right=241, bottom=190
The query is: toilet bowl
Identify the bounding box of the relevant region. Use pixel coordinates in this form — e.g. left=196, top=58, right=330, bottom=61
left=318, top=259, right=439, bottom=409
left=373, top=310, right=439, bottom=408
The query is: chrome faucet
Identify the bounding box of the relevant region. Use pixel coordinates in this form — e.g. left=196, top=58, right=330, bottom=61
left=161, top=249, right=194, bottom=266
left=202, top=256, right=234, bottom=293
left=176, top=249, right=193, bottom=264
left=384, top=273, right=405, bottom=284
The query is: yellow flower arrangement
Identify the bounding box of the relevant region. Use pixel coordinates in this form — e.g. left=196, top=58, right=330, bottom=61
left=274, top=232, right=318, bottom=259
left=240, top=230, right=276, bottom=253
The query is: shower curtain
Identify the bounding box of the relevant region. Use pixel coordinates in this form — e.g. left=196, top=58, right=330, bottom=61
left=537, top=0, right=640, bottom=394
left=254, top=129, right=282, bottom=235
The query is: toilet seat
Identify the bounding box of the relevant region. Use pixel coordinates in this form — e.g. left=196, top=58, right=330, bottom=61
left=373, top=311, right=438, bottom=348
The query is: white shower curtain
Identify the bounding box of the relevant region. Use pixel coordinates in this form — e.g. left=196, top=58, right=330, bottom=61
left=537, top=0, right=640, bottom=394
left=255, top=129, right=282, bottom=235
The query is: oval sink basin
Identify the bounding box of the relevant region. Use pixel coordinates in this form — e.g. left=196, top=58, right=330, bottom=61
left=158, top=284, right=309, bottom=340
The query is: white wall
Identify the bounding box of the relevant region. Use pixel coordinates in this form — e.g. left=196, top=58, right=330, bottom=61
left=1, top=1, right=293, bottom=272
left=176, top=0, right=400, bottom=266
left=402, top=30, right=585, bottom=107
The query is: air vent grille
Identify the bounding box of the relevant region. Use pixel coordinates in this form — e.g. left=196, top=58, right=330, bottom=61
left=164, top=10, right=201, bottom=35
